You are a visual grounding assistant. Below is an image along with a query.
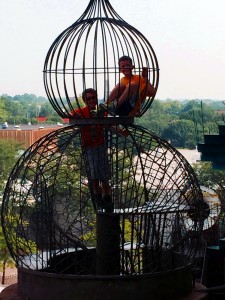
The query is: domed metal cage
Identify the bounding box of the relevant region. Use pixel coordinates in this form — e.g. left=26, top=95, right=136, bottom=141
left=43, top=0, right=159, bottom=119
left=2, top=124, right=205, bottom=275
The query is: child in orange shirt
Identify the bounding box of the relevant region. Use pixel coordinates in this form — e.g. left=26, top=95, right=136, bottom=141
left=100, top=55, right=155, bottom=116
left=71, top=88, right=113, bottom=213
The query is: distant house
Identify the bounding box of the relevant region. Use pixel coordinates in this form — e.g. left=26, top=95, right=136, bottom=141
left=36, top=116, right=47, bottom=122
left=215, top=110, right=225, bottom=114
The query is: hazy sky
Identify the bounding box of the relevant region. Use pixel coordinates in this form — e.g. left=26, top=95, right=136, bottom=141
left=0, top=0, right=225, bottom=100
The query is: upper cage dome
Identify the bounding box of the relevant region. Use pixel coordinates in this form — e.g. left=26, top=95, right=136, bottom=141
left=43, top=0, right=159, bottom=119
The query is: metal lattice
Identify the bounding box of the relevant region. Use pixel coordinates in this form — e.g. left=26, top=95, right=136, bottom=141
left=43, top=0, right=159, bottom=118
left=0, top=4, right=207, bottom=300
left=2, top=124, right=205, bottom=275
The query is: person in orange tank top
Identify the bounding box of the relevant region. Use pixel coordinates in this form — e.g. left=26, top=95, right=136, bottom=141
left=99, top=55, right=155, bottom=116
left=71, top=88, right=113, bottom=213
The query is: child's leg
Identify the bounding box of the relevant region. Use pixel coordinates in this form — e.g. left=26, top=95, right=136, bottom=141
left=116, top=82, right=139, bottom=107
left=106, top=83, right=126, bottom=103
left=116, top=101, right=133, bottom=116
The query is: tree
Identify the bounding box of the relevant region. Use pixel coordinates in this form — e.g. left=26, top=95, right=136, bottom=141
left=0, top=97, right=9, bottom=123
left=163, top=100, right=182, bottom=116
left=161, top=119, right=196, bottom=148
left=0, top=140, right=21, bottom=191
left=0, top=226, right=14, bottom=285
left=0, top=216, right=37, bottom=285
left=192, top=162, right=225, bottom=210
left=136, top=99, right=172, bottom=136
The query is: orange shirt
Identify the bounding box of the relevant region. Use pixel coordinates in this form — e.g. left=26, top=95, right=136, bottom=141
left=121, top=75, right=147, bottom=116
left=71, top=106, right=105, bottom=148
left=120, top=74, right=146, bottom=91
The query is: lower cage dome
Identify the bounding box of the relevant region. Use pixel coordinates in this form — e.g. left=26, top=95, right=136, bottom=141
left=2, top=123, right=205, bottom=277
left=17, top=265, right=193, bottom=300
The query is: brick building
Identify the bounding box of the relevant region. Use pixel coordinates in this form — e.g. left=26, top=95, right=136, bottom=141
left=0, top=125, right=64, bottom=149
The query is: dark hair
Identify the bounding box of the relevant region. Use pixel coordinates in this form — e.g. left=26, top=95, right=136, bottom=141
left=82, top=88, right=97, bottom=100
left=118, top=55, right=133, bottom=65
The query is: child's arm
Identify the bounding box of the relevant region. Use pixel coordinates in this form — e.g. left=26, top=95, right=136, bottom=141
left=71, top=110, right=83, bottom=118
left=142, top=67, right=155, bottom=97
left=105, top=83, right=121, bottom=103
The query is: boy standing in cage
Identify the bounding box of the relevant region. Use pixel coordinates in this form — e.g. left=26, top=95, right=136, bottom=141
left=99, top=55, right=155, bottom=116
left=71, top=88, right=113, bottom=213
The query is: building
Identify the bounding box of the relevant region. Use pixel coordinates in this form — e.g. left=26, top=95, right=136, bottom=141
left=0, top=124, right=66, bottom=149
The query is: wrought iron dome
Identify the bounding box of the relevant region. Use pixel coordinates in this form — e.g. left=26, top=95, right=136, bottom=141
left=2, top=125, right=205, bottom=275
left=43, top=0, right=159, bottom=119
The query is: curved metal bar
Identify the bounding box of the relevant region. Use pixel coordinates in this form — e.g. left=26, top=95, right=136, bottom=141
left=2, top=124, right=204, bottom=275
left=43, top=1, right=159, bottom=119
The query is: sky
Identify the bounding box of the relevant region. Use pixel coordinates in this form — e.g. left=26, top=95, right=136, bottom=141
left=0, top=0, right=225, bottom=100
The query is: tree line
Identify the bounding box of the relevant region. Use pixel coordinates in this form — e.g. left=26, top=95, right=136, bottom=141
left=1, top=94, right=225, bottom=149
left=136, top=99, right=224, bottom=149
left=0, top=94, right=60, bottom=125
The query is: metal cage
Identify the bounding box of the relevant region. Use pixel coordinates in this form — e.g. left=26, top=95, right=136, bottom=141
left=43, top=0, right=159, bottom=118
left=1, top=2, right=208, bottom=299
left=2, top=125, right=205, bottom=275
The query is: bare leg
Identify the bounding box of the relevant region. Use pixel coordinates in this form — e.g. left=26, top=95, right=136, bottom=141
left=106, top=83, right=126, bottom=104
left=101, top=82, right=139, bottom=117
left=116, top=82, right=139, bottom=107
